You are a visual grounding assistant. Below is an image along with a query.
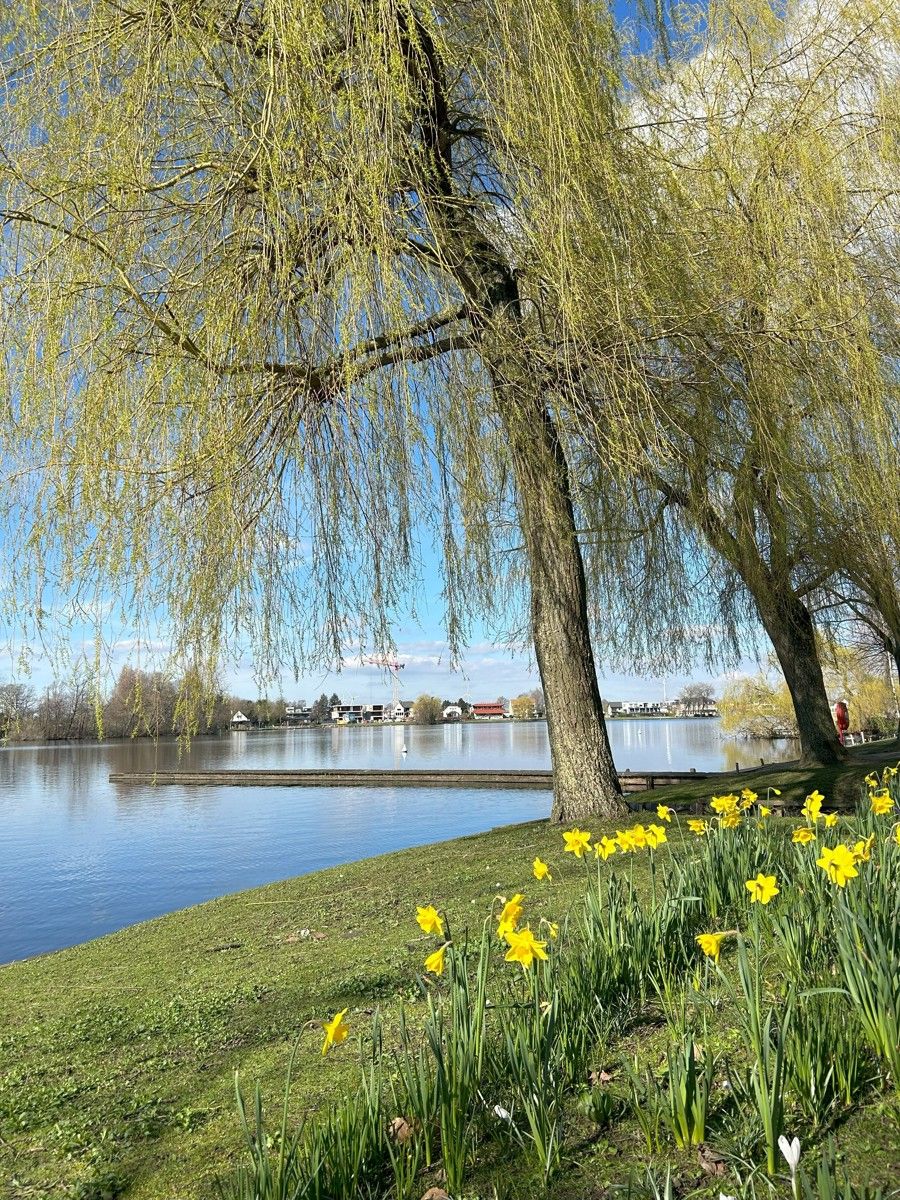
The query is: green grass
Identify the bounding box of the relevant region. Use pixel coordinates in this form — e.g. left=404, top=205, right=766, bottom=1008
left=1, top=751, right=898, bottom=1200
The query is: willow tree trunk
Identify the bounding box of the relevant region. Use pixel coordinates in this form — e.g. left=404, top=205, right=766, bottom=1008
left=755, top=584, right=846, bottom=765
left=500, top=388, right=626, bottom=822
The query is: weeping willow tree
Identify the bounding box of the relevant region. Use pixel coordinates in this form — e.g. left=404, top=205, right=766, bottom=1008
left=811, top=417, right=900, bottom=737
left=536, top=0, right=899, bottom=765
left=0, top=0, right=688, bottom=820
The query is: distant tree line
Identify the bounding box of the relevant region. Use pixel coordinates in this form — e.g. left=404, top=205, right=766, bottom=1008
left=0, top=668, right=301, bottom=742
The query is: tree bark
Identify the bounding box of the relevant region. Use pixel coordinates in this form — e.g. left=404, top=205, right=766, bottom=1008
left=392, top=5, right=624, bottom=820
left=500, top=388, right=626, bottom=821
left=754, top=583, right=846, bottom=765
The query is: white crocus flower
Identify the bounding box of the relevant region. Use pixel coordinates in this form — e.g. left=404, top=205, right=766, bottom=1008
left=778, top=1134, right=801, bottom=1177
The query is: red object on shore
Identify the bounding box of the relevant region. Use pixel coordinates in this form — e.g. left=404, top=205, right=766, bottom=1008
left=835, top=700, right=849, bottom=744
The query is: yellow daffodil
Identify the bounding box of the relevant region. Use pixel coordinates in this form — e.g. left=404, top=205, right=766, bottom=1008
left=816, top=843, right=858, bottom=888
left=629, top=824, right=649, bottom=849
left=687, top=818, right=708, bottom=836
left=594, top=836, right=617, bottom=860
left=770, top=788, right=782, bottom=796
left=532, top=857, right=552, bottom=881
left=424, top=944, right=448, bottom=976
left=851, top=835, right=875, bottom=864
left=746, top=873, right=779, bottom=905
left=563, top=827, right=592, bottom=858
left=496, top=893, right=525, bottom=939
left=720, top=811, right=742, bottom=829
left=321, top=1008, right=349, bottom=1055
left=740, top=788, right=758, bottom=809
left=547, top=921, right=559, bottom=939
left=646, top=823, right=668, bottom=848
left=759, top=805, right=772, bottom=817
left=615, top=828, right=636, bottom=852
left=657, top=804, right=674, bottom=822
left=696, top=932, right=726, bottom=963
left=416, top=905, right=444, bottom=937
left=865, top=772, right=878, bottom=787
left=823, top=813, right=838, bottom=828
left=801, top=791, right=824, bottom=822
left=503, top=926, right=548, bottom=970
left=792, top=827, right=815, bottom=845
left=893, top=826, right=900, bottom=847
left=871, top=791, right=894, bottom=816
left=711, top=794, right=739, bottom=815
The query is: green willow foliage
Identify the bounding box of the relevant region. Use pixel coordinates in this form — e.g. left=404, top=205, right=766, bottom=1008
left=0, top=0, right=896, bottom=704
left=560, top=0, right=900, bottom=672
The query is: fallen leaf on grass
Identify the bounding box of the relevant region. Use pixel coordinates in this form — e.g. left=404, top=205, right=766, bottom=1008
left=698, top=1144, right=728, bottom=1177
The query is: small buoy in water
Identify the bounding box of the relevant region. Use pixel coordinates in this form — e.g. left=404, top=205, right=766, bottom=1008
left=402, top=746, right=408, bottom=755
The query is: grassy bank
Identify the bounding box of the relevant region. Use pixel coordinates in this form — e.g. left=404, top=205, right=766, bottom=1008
left=1, top=753, right=898, bottom=1200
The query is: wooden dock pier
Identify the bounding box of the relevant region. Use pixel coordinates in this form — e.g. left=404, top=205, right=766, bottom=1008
left=108, top=767, right=715, bottom=793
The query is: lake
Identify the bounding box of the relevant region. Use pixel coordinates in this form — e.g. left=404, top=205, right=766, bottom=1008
left=0, top=719, right=794, bottom=964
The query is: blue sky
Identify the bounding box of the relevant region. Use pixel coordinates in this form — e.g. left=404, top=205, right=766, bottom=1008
left=0, top=548, right=754, bottom=706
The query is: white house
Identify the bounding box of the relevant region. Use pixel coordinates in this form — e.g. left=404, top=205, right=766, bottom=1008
left=442, top=704, right=463, bottom=721
left=230, top=710, right=251, bottom=730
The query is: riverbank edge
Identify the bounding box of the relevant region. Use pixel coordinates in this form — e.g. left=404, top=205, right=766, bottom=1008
left=1, top=750, right=895, bottom=1199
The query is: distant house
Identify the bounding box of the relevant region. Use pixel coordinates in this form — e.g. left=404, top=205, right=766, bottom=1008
left=389, top=700, right=414, bottom=721
left=620, top=700, right=666, bottom=716
left=442, top=704, right=463, bottom=721
left=675, top=700, right=719, bottom=718
left=472, top=701, right=507, bottom=720
left=230, top=710, right=251, bottom=730
left=605, top=700, right=624, bottom=718
left=285, top=705, right=312, bottom=725
left=331, top=703, right=365, bottom=724
left=365, top=703, right=386, bottom=722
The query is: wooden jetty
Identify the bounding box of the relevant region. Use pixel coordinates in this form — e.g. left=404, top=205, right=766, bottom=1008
left=108, top=767, right=715, bottom=793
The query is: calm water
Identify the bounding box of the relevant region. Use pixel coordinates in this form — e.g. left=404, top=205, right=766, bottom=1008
left=0, top=719, right=794, bottom=964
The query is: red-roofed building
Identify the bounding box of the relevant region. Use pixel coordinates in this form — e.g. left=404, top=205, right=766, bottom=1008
left=472, top=701, right=507, bottom=719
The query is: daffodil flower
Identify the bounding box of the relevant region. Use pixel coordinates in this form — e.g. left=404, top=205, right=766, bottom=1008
left=871, top=791, right=894, bottom=816
left=816, top=844, right=858, bottom=887
left=711, top=794, right=739, bottom=815
left=416, top=905, right=444, bottom=937
left=687, top=818, right=708, bottom=836
left=532, top=857, right=552, bottom=881
left=656, top=804, right=674, bottom=822
left=503, top=926, right=548, bottom=970
left=321, top=1009, right=349, bottom=1055
left=646, top=823, right=668, bottom=848
left=629, top=824, right=648, bottom=849
left=801, top=791, right=823, bottom=822
left=496, top=893, right=525, bottom=939
left=823, top=812, right=838, bottom=828
left=594, top=836, right=617, bottom=860
left=746, top=873, right=779, bottom=905
left=562, top=827, right=592, bottom=857
left=852, top=836, right=874, bottom=864
left=792, top=826, right=815, bottom=844
left=758, top=805, right=772, bottom=817
left=424, top=944, right=448, bottom=976
left=696, top=932, right=726, bottom=962
left=720, top=811, right=742, bottom=829
left=615, top=828, right=636, bottom=852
